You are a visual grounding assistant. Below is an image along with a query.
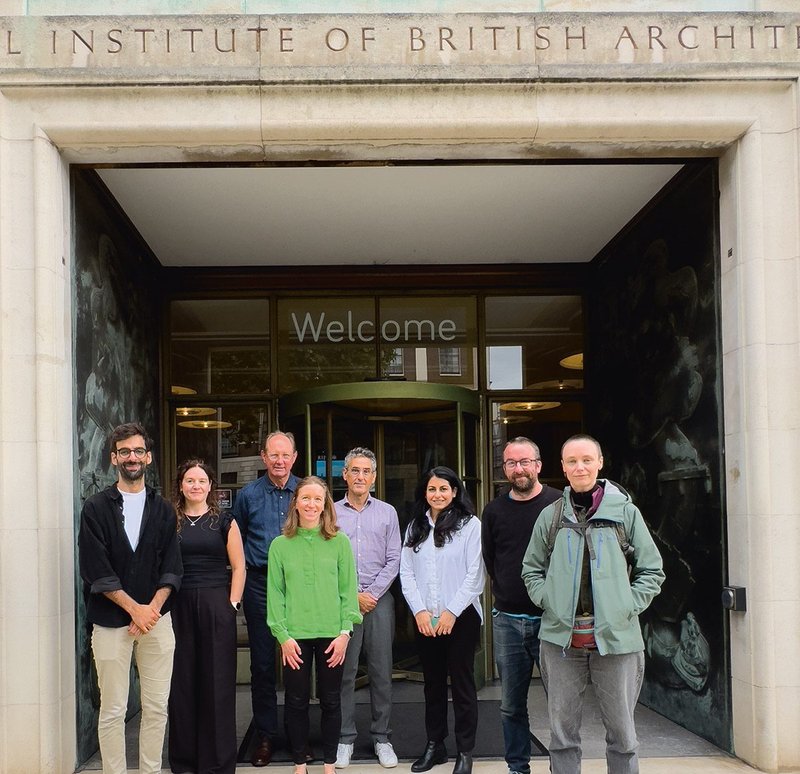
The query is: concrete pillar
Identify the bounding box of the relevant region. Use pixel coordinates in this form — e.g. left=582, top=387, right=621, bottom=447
left=0, top=96, right=76, bottom=773
left=719, top=94, right=800, bottom=771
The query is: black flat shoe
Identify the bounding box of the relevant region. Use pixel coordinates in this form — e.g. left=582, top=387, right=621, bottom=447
left=411, top=741, right=448, bottom=772
left=452, top=752, right=472, bottom=774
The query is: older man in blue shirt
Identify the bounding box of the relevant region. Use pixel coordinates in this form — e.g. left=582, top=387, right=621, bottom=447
left=233, top=430, right=299, bottom=767
left=334, top=447, right=402, bottom=769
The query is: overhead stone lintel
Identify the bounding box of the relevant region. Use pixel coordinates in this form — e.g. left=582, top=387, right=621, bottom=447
left=0, top=12, right=799, bottom=84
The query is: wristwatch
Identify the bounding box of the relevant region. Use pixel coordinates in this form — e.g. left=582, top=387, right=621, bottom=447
left=232, top=601, right=242, bottom=611
left=340, top=629, right=352, bottom=637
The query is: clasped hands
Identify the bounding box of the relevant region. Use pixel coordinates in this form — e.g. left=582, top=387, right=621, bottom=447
left=128, top=602, right=162, bottom=636
left=414, top=609, right=456, bottom=637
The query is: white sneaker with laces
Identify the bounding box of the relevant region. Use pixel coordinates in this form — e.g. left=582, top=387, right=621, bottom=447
left=375, top=741, right=398, bottom=768
left=335, top=743, right=353, bottom=768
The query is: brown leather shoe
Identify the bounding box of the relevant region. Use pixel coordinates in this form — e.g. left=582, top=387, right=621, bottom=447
left=251, top=736, right=273, bottom=767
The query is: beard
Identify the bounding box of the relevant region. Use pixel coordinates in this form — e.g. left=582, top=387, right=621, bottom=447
left=510, top=474, right=535, bottom=495
left=118, top=461, right=146, bottom=484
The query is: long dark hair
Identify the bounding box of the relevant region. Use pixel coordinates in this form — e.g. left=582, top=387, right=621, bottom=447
left=173, top=458, right=220, bottom=533
left=405, top=466, right=474, bottom=551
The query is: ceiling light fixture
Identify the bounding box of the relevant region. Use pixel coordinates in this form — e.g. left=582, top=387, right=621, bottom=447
left=175, top=407, right=216, bottom=417
left=171, top=385, right=198, bottom=395
left=499, top=401, right=562, bottom=412
left=527, top=379, right=583, bottom=390
left=178, top=420, right=232, bottom=430
left=559, top=353, right=584, bottom=371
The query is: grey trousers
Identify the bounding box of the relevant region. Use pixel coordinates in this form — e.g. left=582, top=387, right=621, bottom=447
left=339, top=591, right=395, bottom=744
left=539, top=640, right=644, bottom=774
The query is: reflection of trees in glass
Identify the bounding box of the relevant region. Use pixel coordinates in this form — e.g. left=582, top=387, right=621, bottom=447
left=220, top=406, right=269, bottom=458
left=210, top=347, right=269, bottom=394
left=172, top=342, right=270, bottom=395
left=171, top=345, right=206, bottom=394
left=281, top=344, right=376, bottom=390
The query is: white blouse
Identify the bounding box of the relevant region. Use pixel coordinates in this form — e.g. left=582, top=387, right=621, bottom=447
left=400, top=512, right=485, bottom=622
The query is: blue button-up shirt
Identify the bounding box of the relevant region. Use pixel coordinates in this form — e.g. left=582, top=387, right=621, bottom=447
left=233, top=473, right=299, bottom=569
left=334, top=494, right=401, bottom=599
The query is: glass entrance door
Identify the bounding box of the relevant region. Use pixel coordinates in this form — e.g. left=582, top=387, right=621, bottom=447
left=279, top=381, right=486, bottom=685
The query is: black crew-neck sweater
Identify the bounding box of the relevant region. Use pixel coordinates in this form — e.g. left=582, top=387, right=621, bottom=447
left=481, top=485, right=561, bottom=615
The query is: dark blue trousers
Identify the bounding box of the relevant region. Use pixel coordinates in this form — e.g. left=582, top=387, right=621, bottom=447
left=243, top=567, right=278, bottom=739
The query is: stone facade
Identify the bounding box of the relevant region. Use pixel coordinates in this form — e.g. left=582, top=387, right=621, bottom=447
left=0, top=6, right=798, bottom=774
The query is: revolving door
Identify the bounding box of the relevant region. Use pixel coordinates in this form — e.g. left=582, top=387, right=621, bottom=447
left=279, top=381, right=486, bottom=684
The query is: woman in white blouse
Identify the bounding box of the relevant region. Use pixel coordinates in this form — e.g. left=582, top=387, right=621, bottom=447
left=400, top=466, right=485, bottom=774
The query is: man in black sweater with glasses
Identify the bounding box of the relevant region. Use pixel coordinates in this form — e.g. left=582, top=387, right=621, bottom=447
left=481, top=437, right=560, bottom=774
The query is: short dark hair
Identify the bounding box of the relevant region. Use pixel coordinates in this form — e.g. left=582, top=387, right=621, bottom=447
left=109, top=422, right=152, bottom=454
left=504, top=436, right=541, bottom=459
left=561, top=434, right=603, bottom=458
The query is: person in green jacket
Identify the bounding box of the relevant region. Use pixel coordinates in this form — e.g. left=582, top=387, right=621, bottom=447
left=267, top=476, right=362, bottom=774
left=521, top=435, right=664, bottom=774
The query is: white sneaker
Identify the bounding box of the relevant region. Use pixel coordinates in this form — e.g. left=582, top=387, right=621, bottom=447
left=335, top=743, right=353, bottom=768
left=375, top=741, right=398, bottom=768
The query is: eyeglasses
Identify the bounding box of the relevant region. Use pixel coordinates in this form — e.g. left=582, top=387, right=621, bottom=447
left=115, top=447, right=147, bottom=459
left=503, top=458, right=540, bottom=470
left=346, top=467, right=374, bottom=476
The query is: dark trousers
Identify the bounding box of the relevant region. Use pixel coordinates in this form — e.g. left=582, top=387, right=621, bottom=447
left=415, top=605, right=481, bottom=753
left=168, top=586, right=237, bottom=774
left=283, top=638, right=345, bottom=764
left=243, top=567, right=278, bottom=739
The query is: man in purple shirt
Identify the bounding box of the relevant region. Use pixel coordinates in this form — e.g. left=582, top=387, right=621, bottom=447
left=334, top=447, right=402, bottom=769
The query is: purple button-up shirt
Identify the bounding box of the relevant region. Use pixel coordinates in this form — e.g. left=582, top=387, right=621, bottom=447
left=334, top=494, right=401, bottom=600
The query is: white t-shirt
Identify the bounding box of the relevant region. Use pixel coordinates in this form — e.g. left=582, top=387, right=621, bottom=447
left=120, top=487, right=147, bottom=551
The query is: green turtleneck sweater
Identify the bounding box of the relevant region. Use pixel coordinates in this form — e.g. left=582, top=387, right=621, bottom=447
left=266, top=526, right=362, bottom=644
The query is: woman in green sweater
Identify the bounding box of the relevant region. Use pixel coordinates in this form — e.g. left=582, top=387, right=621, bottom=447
left=267, top=476, right=362, bottom=774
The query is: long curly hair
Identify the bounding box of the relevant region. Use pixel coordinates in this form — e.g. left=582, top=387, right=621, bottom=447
left=283, top=476, right=338, bottom=540
left=173, top=458, right=220, bottom=533
left=405, top=466, right=474, bottom=551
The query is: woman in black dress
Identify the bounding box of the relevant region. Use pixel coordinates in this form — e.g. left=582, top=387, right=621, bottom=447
left=168, top=459, right=246, bottom=774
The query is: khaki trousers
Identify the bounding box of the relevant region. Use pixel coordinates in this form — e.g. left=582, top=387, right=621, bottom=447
left=91, top=612, right=175, bottom=774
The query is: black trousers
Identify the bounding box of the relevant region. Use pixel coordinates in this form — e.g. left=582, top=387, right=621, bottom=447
left=415, top=605, right=481, bottom=753
left=168, top=585, right=238, bottom=774
left=283, top=638, right=345, bottom=765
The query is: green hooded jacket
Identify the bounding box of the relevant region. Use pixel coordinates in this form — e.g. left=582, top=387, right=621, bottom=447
left=521, top=480, right=665, bottom=655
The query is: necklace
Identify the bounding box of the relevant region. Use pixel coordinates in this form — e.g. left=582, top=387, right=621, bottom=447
left=185, top=513, right=205, bottom=527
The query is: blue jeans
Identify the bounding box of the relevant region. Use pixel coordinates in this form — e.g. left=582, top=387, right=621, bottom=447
left=492, top=610, right=542, bottom=774
left=539, top=640, right=644, bottom=774
left=243, top=568, right=278, bottom=739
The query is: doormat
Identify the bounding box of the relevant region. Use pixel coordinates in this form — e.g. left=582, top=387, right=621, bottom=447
left=238, top=701, right=548, bottom=763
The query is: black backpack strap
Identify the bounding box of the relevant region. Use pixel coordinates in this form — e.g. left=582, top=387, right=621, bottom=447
left=545, top=497, right=565, bottom=559
left=546, top=489, right=634, bottom=569
left=614, top=521, right=635, bottom=565
left=603, top=481, right=635, bottom=565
